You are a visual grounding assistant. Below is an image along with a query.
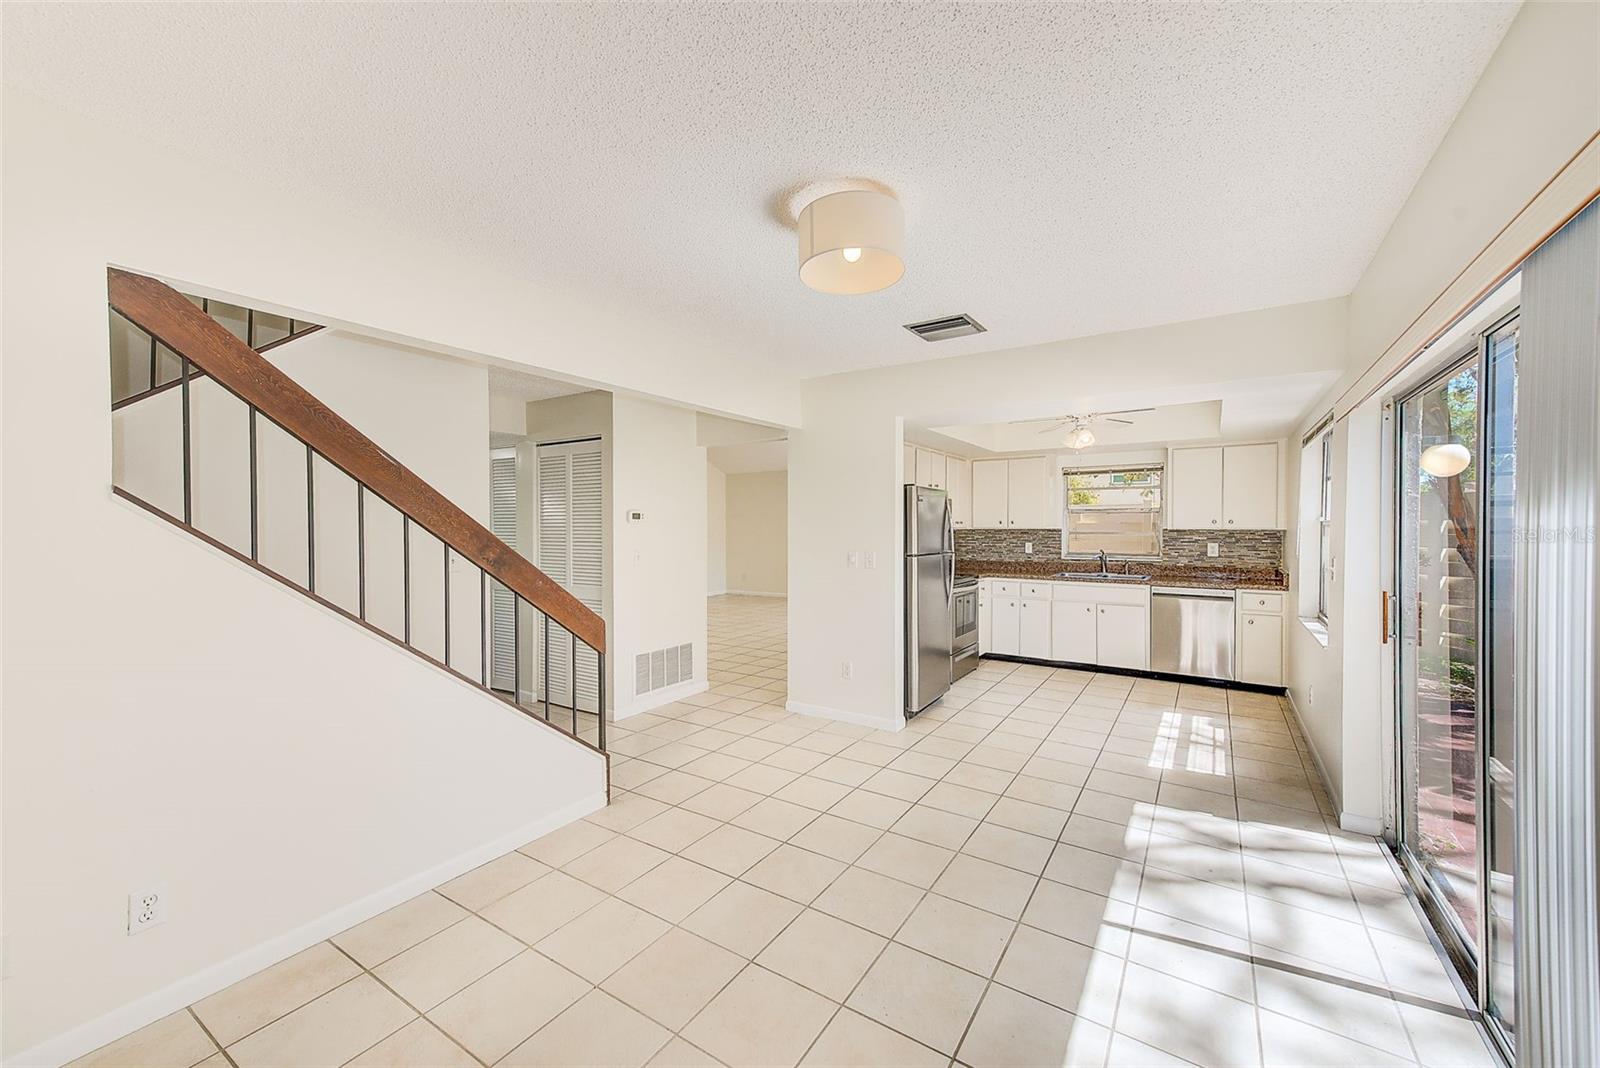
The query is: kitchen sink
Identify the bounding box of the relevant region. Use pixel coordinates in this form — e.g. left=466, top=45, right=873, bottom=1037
left=1054, top=571, right=1150, bottom=582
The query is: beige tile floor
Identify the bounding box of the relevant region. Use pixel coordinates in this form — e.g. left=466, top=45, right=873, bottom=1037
left=74, top=595, right=1495, bottom=1068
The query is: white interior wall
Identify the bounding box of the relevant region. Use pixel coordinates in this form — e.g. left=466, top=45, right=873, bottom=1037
left=707, top=463, right=727, bottom=595
left=1342, top=1, right=1599, bottom=381
left=489, top=392, right=528, bottom=437
left=724, top=471, right=787, bottom=595
left=1284, top=0, right=1599, bottom=829
left=1, top=217, right=604, bottom=1062
left=788, top=386, right=905, bottom=728
left=611, top=395, right=709, bottom=717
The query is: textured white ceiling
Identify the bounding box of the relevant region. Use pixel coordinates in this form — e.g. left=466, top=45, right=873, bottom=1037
left=5, top=2, right=1518, bottom=380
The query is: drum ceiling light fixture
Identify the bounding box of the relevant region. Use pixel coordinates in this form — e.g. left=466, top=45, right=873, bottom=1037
left=797, top=188, right=905, bottom=295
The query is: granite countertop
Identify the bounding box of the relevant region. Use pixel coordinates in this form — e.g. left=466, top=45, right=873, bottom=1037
left=956, top=558, right=1289, bottom=591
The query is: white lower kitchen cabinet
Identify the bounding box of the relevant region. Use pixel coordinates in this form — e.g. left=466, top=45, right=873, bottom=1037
left=1235, top=589, right=1284, bottom=685
left=989, top=582, right=1021, bottom=655
left=1050, top=600, right=1096, bottom=663
left=1095, top=603, right=1149, bottom=670
left=1019, top=597, right=1052, bottom=659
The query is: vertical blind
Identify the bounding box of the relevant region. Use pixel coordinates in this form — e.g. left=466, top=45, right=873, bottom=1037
left=536, top=440, right=604, bottom=712
left=1514, top=200, right=1598, bottom=1068
left=488, top=452, right=518, bottom=692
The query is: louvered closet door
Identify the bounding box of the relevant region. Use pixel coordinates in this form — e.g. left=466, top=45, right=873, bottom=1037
left=489, top=452, right=518, bottom=692
left=536, top=440, right=603, bottom=713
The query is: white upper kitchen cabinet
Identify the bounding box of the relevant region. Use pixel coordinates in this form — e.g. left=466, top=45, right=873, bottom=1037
left=969, top=455, right=1049, bottom=528
left=947, top=457, right=972, bottom=527
left=1168, top=443, right=1279, bottom=529
left=903, top=443, right=916, bottom=486
left=1006, top=456, right=1049, bottom=528
left=1168, top=446, right=1224, bottom=528
left=1221, top=442, right=1278, bottom=529
left=972, top=459, right=1009, bottom=528
left=915, top=448, right=947, bottom=491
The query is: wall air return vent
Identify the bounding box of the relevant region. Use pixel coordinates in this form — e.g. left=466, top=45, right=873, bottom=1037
left=634, top=643, right=695, bottom=696
left=903, top=313, right=986, bottom=342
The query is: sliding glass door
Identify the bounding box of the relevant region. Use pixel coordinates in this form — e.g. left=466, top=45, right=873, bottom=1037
left=1395, top=312, right=1518, bottom=1054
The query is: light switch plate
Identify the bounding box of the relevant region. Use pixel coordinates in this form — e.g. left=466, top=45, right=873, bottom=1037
left=1024, top=541, right=1033, bottom=555
left=863, top=552, right=876, bottom=570
left=1207, top=542, right=1219, bottom=557
left=846, top=551, right=858, bottom=568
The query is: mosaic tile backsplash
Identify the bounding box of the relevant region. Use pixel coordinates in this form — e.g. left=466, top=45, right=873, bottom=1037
left=955, top=527, right=1285, bottom=569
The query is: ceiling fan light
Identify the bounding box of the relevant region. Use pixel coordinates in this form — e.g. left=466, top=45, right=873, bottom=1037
left=797, top=189, right=905, bottom=295
left=1420, top=442, right=1471, bottom=478
left=1066, top=426, right=1096, bottom=449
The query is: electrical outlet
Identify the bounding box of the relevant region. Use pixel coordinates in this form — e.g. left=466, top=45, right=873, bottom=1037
left=863, top=551, right=876, bottom=570
left=127, top=889, right=167, bottom=934
left=1024, top=541, right=1033, bottom=555
left=1207, top=542, right=1219, bottom=558
left=840, top=660, right=853, bottom=680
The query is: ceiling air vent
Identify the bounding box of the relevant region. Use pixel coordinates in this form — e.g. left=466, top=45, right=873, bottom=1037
left=903, top=313, right=986, bottom=342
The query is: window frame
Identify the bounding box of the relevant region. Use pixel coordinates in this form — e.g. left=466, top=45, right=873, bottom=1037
left=1060, top=463, right=1165, bottom=560
left=1317, top=430, right=1334, bottom=623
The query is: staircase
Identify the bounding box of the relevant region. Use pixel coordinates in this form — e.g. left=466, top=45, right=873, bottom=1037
left=110, top=292, right=322, bottom=408
left=106, top=267, right=608, bottom=757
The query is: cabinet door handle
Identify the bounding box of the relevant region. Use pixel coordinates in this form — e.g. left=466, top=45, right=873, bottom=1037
left=1247, top=618, right=1255, bottom=626
left=1228, top=519, right=1235, bottom=525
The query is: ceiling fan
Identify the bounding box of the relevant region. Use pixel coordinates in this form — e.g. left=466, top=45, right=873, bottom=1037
left=1023, top=408, right=1155, bottom=450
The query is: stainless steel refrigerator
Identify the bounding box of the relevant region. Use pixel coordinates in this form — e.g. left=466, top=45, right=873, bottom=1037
left=904, top=484, right=954, bottom=716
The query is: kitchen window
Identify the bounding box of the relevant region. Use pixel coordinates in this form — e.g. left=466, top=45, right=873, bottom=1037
left=1317, top=430, right=1333, bottom=623
left=1062, top=466, right=1162, bottom=557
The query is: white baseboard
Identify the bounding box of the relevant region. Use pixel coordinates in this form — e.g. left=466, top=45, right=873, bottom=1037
left=1283, top=689, right=1336, bottom=802
left=614, top=678, right=709, bottom=721
left=723, top=589, right=785, bottom=598
left=707, top=587, right=728, bottom=597
left=786, top=699, right=904, bottom=732
left=11, top=791, right=606, bottom=1068
left=1284, top=692, right=1387, bottom=838
left=1339, top=812, right=1384, bottom=836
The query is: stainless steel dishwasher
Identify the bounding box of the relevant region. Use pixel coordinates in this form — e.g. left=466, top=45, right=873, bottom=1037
left=1150, top=587, right=1236, bottom=681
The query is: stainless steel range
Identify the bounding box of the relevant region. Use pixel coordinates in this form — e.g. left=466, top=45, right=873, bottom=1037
left=952, top=575, right=979, bottom=681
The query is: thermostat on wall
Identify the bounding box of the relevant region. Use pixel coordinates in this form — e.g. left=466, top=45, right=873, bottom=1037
left=627, top=509, right=645, bottom=523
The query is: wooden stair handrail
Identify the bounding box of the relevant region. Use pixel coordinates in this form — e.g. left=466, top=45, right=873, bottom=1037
left=108, top=267, right=605, bottom=654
